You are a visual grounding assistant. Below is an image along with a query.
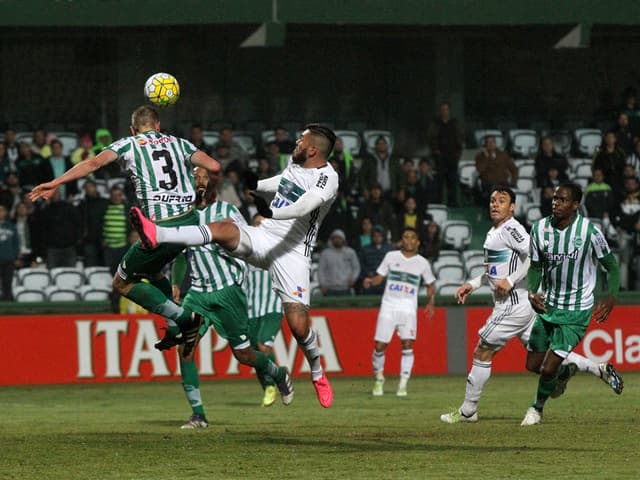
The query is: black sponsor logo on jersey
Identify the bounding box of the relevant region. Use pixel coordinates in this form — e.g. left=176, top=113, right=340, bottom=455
left=506, top=226, right=525, bottom=243
left=152, top=194, right=194, bottom=203
left=316, top=173, right=328, bottom=189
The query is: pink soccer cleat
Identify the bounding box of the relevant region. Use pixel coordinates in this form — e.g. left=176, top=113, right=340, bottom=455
left=312, top=374, right=333, bottom=408
left=129, top=206, right=158, bottom=249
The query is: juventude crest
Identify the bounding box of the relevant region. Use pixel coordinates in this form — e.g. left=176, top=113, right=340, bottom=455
left=574, top=237, right=583, bottom=248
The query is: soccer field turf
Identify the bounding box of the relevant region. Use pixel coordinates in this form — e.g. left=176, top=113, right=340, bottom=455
left=1, top=373, right=638, bottom=479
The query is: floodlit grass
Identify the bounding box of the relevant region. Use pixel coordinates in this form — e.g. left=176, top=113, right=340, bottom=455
left=1, top=373, right=638, bottom=479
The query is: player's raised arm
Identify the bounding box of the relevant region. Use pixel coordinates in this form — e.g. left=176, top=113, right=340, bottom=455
left=29, top=148, right=118, bottom=202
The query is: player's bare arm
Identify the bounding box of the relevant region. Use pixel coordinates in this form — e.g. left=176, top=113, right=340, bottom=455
left=455, top=283, right=474, bottom=304
left=363, top=274, right=385, bottom=289
left=29, top=149, right=118, bottom=201
left=191, top=150, right=221, bottom=173
left=424, top=283, right=436, bottom=319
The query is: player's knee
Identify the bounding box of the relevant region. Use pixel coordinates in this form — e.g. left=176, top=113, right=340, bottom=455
left=232, top=347, right=254, bottom=366
left=112, top=275, right=129, bottom=295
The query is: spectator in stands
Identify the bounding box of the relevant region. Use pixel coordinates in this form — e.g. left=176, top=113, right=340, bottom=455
left=419, top=221, right=441, bottom=262
left=274, top=126, right=296, bottom=154
left=534, top=136, right=569, bottom=187
left=213, top=143, right=234, bottom=173
left=256, top=157, right=276, bottom=180
left=584, top=167, right=615, bottom=222
left=329, top=136, right=357, bottom=197
left=394, top=196, right=424, bottom=243
left=317, top=229, right=361, bottom=296
left=427, top=101, right=464, bottom=207
left=358, top=224, right=391, bottom=295
left=265, top=141, right=288, bottom=173
left=417, top=158, right=442, bottom=205
left=216, top=169, right=243, bottom=208
left=397, top=167, right=427, bottom=214
left=317, top=190, right=354, bottom=246
left=4, top=128, right=19, bottom=167
left=614, top=112, right=635, bottom=155
left=352, top=216, right=373, bottom=251
left=70, top=134, right=95, bottom=165
left=213, top=127, right=249, bottom=171
left=30, top=129, right=51, bottom=159
left=102, top=185, right=129, bottom=276
left=359, top=135, right=403, bottom=200
left=357, top=183, right=395, bottom=233
left=77, top=180, right=108, bottom=267
left=540, top=185, right=554, bottom=217
left=0, top=204, right=19, bottom=301
left=593, top=130, right=627, bottom=189
left=12, top=201, right=34, bottom=268
left=0, top=172, right=22, bottom=215
left=16, top=142, right=51, bottom=191
left=474, top=135, right=518, bottom=205
left=538, top=166, right=563, bottom=192
left=47, top=140, right=76, bottom=200
left=627, top=139, right=640, bottom=179
left=188, top=124, right=210, bottom=154
left=620, top=87, right=640, bottom=136
left=39, top=189, right=81, bottom=268
left=0, top=142, right=9, bottom=185
left=614, top=175, right=640, bottom=290
left=91, top=128, right=113, bottom=156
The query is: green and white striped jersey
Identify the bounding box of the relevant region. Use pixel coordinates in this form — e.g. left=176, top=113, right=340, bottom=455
left=530, top=214, right=611, bottom=310
left=186, top=201, right=247, bottom=293
left=108, top=131, right=197, bottom=220
left=244, top=265, right=283, bottom=319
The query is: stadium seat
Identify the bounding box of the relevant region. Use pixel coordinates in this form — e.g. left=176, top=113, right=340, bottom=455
left=458, top=160, right=478, bottom=190
left=107, top=176, right=128, bottom=191
left=574, top=163, right=593, bottom=178
left=425, top=204, right=449, bottom=226
left=362, top=130, right=394, bottom=154
left=516, top=177, right=535, bottom=192
left=573, top=176, right=590, bottom=189
left=474, top=285, right=493, bottom=296
left=15, top=131, right=33, bottom=144
left=517, top=162, right=536, bottom=178
left=464, top=254, right=485, bottom=272
left=85, top=266, right=113, bottom=290
left=334, top=130, right=362, bottom=156
left=436, top=282, right=460, bottom=298
left=79, top=285, right=111, bottom=301
left=514, top=190, right=529, bottom=218
left=462, top=249, right=484, bottom=265
left=436, top=264, right=466, bottom=283
left=310, top=262, right=319, bottom=282
left=51, top=131, right=79, bottom=157
left=509, top=129, right=538, bottom=158
left=467, top=263, right=486, bottom=279
left=575, top=129, right=602, bottom=157
left=233, top=131, right=257, bottom=156
left=202, top=130, right=221, bottom=147
left=432, top=255, right=463, bottom=273
left=548, top=130, right=573, bottom=156
left=437, top=250, right=463, bottom=261
left=526, top=204, right=543, bottom=228
left=473, top=129, right=504, bottom=149
left=45, top=286, right=80, bottom=301
left=442, top=220, right=472, bottom=250
left=50, top=267, right=85, bottom=289
left=13, top=286, right=46, bottom=302
left=17, top=268, right=51, bottom=289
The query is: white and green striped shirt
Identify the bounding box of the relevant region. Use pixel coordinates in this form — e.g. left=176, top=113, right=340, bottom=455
left=530, top=214, right=611, bottom=310
left=244, top=265, right=283, bottom=319
left=108, top=131, right=197, bottom=220
left=187, top=201, right=247, bottom=292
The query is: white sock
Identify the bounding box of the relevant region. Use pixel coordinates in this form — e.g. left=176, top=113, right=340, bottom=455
left=372, top=350, right=385, bottom=379
left=565, top=352, right=600, bottom=377
left=400, top=349, right=414, bottom=379
left=461, top=360, right=492, bottom=416
left=157, top=224, right=212, bottom=245
left=299, top=330, right=323, bottom=381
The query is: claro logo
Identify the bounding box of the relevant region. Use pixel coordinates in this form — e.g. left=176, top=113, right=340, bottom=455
left=582, top=328, right=640, bottom=364
left=75, top=316, right=342, bottom=379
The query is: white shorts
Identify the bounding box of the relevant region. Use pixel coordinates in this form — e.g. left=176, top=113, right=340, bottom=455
left=478, top=301, right=536, bottom=350
left=374, top=307, right=417, bottom=343
left=233, top=223, right=311, bottom=306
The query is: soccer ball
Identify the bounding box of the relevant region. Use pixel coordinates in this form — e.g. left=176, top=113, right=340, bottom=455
left=144, top=72, right=180, bottom=107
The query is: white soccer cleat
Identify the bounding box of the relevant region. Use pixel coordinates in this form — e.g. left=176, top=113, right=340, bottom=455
left=396, top=386, right=408, bottom=397
left=440, top=409, right=478, bottom=423
left=180, top=414, right=209, bottom=429
left=520, top=407, right=542, bottom=426
left=372, top=379, right=384, bottom=396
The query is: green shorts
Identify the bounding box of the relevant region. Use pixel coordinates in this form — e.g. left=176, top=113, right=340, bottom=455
left=182, top=285, right=249, bottom=349
left=248, top=311, right=284, bottom=346
left=528, top=307, right=592, bottom=356
left=118, top=209, right=198, bottom=281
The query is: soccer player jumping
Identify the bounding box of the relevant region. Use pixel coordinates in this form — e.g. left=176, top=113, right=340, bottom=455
left=130, top=124, right=338, bottom=408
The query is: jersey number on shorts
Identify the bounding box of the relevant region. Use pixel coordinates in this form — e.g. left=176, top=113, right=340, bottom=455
left=152, top=150, right=178, bottom=190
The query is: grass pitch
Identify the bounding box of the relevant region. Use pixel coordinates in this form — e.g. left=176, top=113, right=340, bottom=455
left=1, top=373, right=638, bottom=479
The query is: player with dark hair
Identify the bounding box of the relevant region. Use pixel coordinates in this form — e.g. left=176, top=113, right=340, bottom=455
left=29, top=105, right=221, bottom=356
left=130, top=124, right=339, bottom=407
left=522, top=182, right=622, bottom=426
left=363, top=226, right=436, bottom=397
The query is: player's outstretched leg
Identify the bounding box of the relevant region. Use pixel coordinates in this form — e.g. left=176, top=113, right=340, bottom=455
left=550, top=363, right=577, bottom=398
left=129, top=206, right=159, bottom=249
left=300, top=329, right=333, bottom=407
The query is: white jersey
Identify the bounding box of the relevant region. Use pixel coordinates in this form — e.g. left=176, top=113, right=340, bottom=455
left=483, top=217, right=529, bottom=305
left=377, top=250, right=435, bottom=313
left=260, top=162, right=338, bottom=257
left=108, top=130, right=197, bottom=221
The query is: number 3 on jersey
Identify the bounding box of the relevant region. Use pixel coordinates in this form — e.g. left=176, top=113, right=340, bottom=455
left=152, top=150, right=178, bottom=190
